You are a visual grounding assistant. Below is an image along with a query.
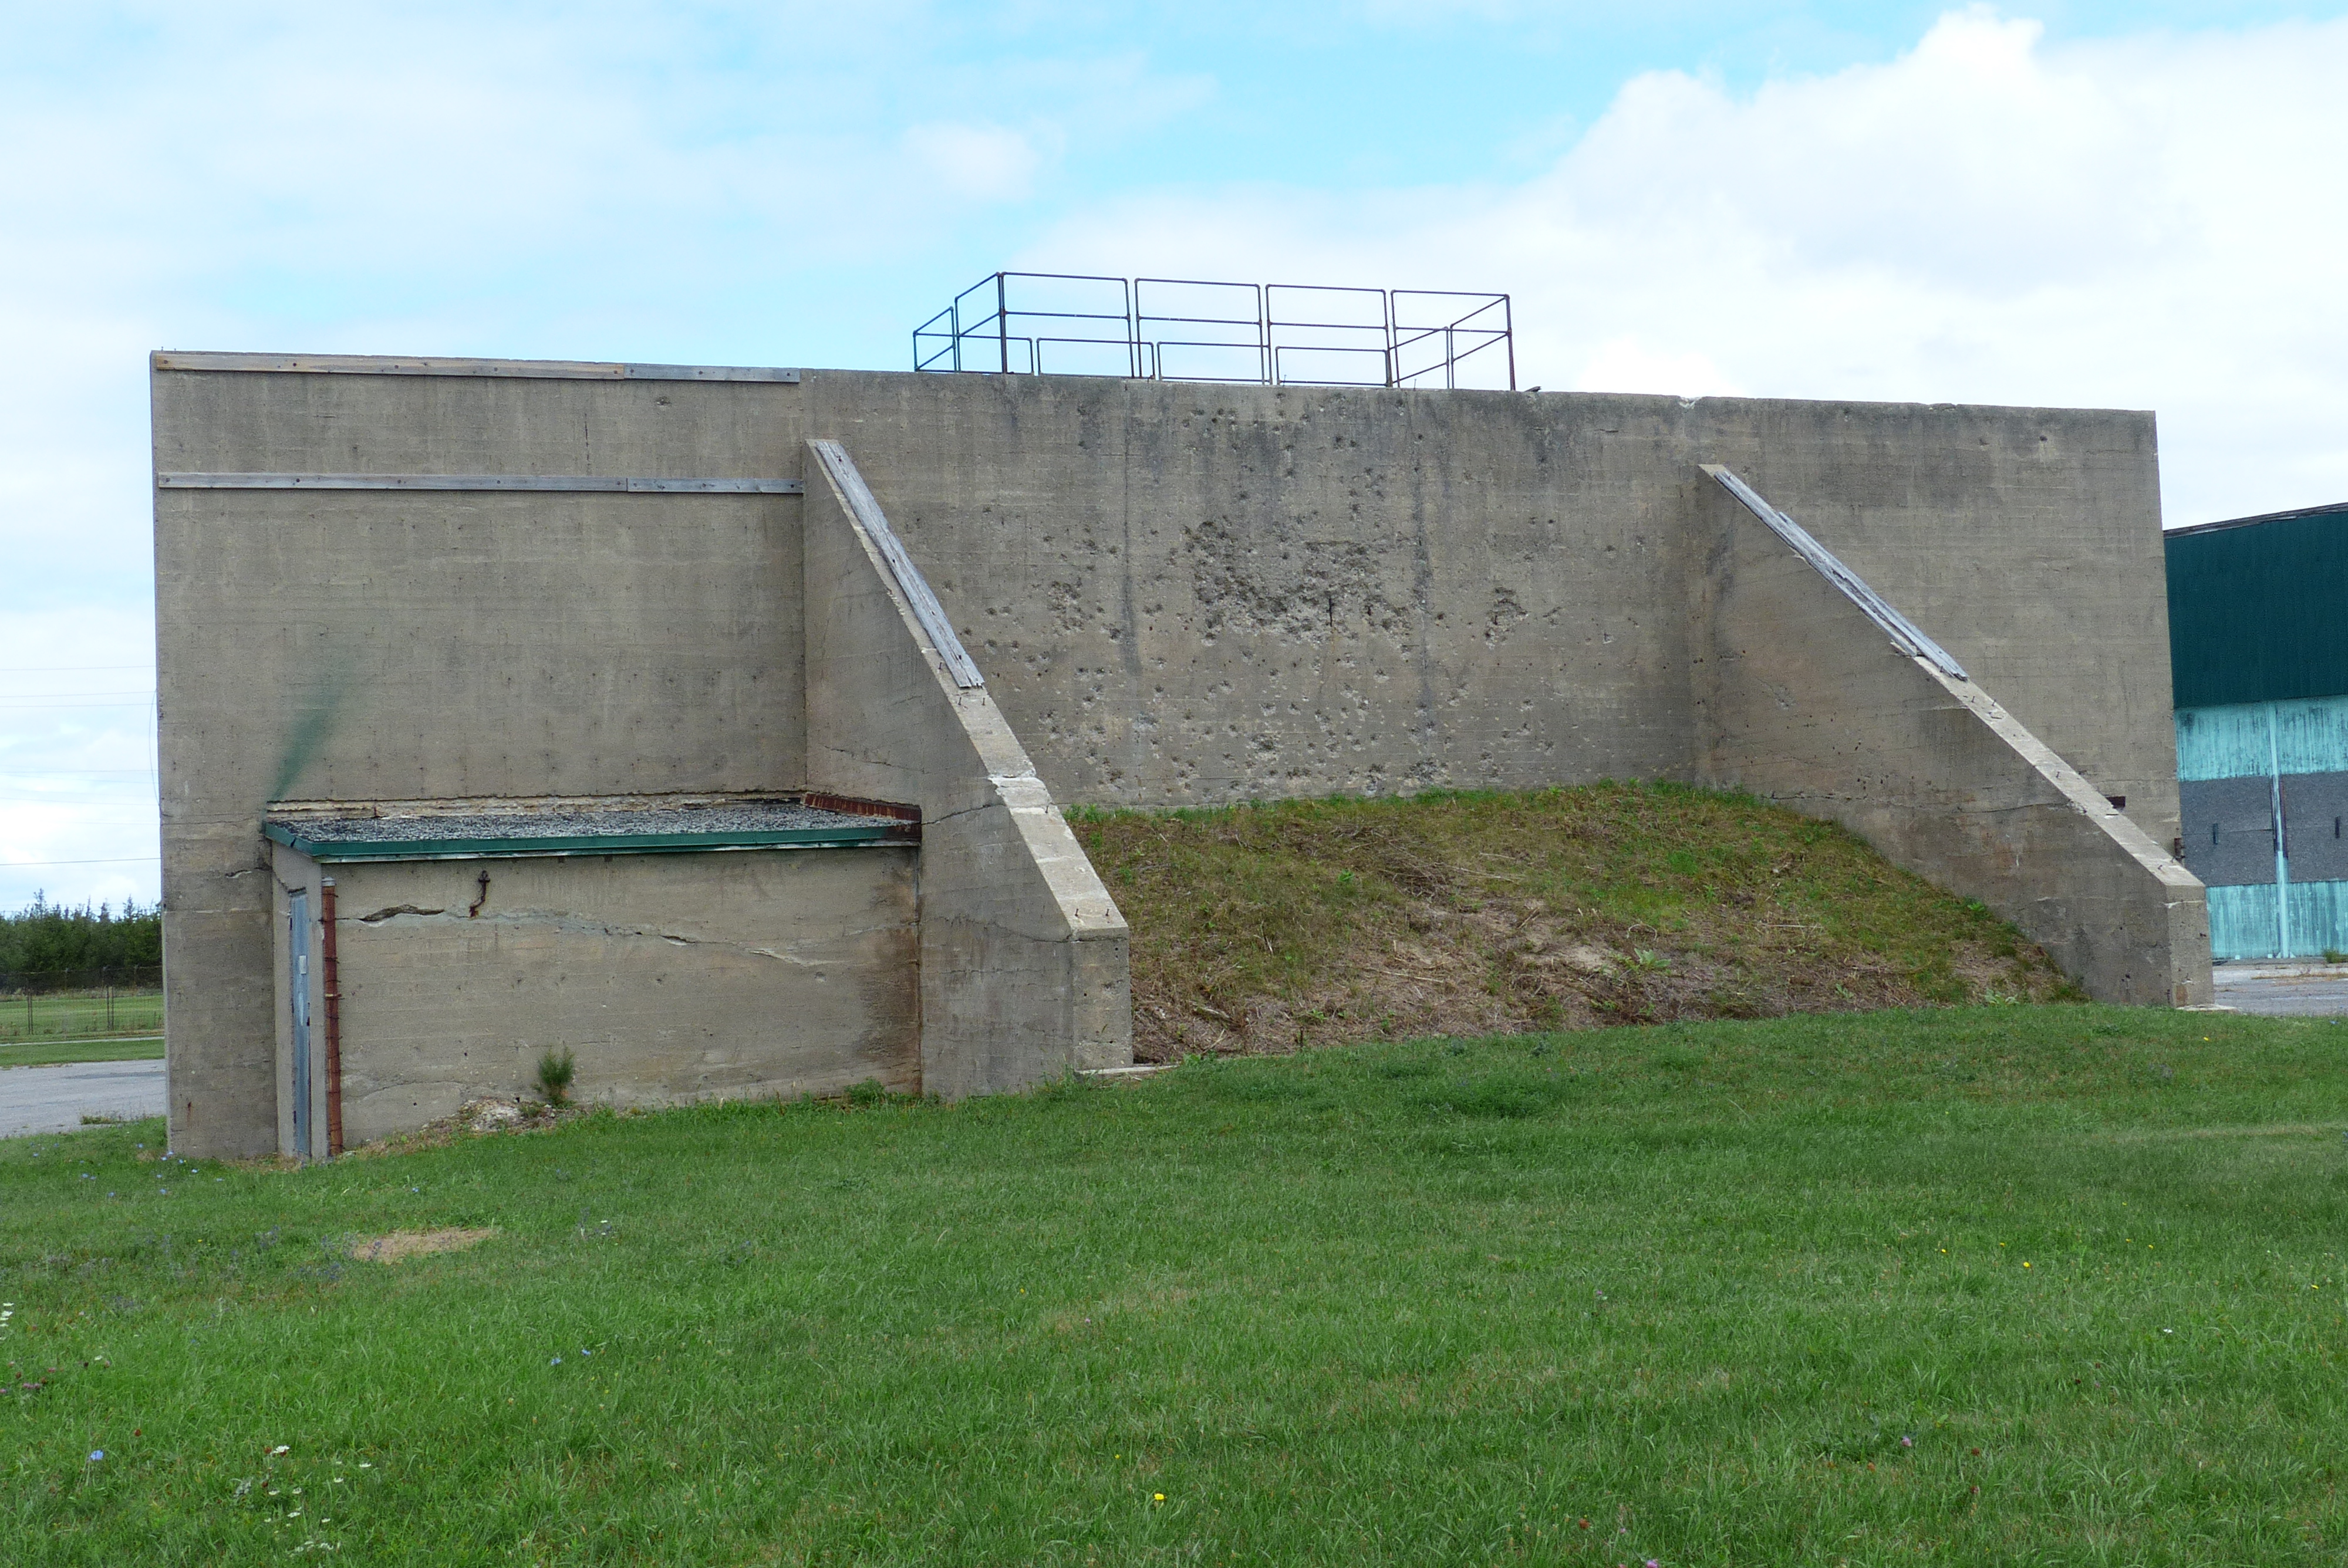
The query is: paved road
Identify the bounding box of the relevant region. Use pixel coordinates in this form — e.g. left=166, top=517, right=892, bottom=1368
left=0, top=1059, right=167, bottom=1139
left=2214, top=965, right=2348, bottom=1018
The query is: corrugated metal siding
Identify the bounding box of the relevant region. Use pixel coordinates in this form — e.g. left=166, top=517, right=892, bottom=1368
left=2275, top=698, right=2348, bottom=776
left=2175, top=701, right=2273, bottom=782
left=2286, top=881, right=2348, bottom=958
left=2209, top=884, right=2283, bottom=959
left=2175, top=695, right=2348, bottom=780
left=2167, top=505, right=2348, bottom=708
left=2175, top=695, right=2348, bottom=958
left=2211, top=881, right=2348, bottom=962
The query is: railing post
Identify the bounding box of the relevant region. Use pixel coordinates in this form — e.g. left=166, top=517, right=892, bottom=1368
left=1267, top=284, right=1277, bottom=386
left=997, top=273, right=1010, bottom=375
left=1504, top=294, right=1516, bottom=391
left=1257, top=283, right=1269, bottom=386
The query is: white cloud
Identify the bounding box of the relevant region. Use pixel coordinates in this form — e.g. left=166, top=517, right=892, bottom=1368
left=1024, top=6, right=2348, bottom=524
left=1573, top=336, right=1743, bottom=397
left=0, top=606, right=159, bottom=914
left=903, top=122, right=1047, bottom=201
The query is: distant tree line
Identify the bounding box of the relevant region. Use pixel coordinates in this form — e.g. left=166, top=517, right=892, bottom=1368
left=0, top=894, right=163, bottom=974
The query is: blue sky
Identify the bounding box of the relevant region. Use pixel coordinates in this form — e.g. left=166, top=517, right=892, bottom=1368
left=4, top=1, right=2347, bottom=911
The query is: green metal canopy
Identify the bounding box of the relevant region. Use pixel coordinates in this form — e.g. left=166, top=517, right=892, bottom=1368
left=262, top=800, right=916, bottom=863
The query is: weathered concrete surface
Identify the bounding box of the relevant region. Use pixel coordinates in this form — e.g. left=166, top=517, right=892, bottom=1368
left=0, top=1059, right=167, bottom=1140
left=158, top=362, right=2177, bottom=823
left=154, top=357, right=2184, bottom=1152
left=1692, top=482, right=2211, bottom=1007
left=798, top=374, right=2181, bottom=846
left=156, top=367, right=808, bottom=1155
left=804, top=440, right=1131, bottom=1096
left=266, top=842, right=916, bottom=1151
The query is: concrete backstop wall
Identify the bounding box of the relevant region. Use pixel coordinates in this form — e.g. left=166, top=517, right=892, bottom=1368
left=156, top=354, right=2192, bottom=1156
left=794, top=373, right=2181, bottom=837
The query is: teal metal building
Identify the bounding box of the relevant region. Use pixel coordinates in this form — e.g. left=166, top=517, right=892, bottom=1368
left=2169, top=499, right=2348, bottom=959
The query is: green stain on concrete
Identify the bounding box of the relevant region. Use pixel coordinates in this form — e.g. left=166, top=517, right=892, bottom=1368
left=269, top=653, right=358, bottom=801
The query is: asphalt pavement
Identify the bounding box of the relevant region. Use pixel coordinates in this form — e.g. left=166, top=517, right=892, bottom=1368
left=0, top=1058, right=167, bottom=1139
left=2212, top=963, right=2348, bottom=1018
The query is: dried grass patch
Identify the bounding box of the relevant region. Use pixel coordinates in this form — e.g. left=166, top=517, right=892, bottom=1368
left=348, top=1226, right=499, bottom=1263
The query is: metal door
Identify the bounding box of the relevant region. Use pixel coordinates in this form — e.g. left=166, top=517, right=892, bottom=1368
left=289, top=891, right=311, bottom=1157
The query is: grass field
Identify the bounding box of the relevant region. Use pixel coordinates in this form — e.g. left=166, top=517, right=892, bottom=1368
left=0, top=1037, right=165, bottom=1069
left=0, top=990, right=164, bottom=1045
left=4, top=1005, right=2346, bottom=1564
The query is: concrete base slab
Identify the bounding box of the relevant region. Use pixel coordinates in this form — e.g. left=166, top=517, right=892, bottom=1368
left=1, top=1059, right=167, bottom=1139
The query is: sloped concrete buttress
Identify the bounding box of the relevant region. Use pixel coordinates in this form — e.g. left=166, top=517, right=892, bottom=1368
left=1691, top=468, right=2212, bottom=1007
left=802, top=439, right=1133, bottom=1095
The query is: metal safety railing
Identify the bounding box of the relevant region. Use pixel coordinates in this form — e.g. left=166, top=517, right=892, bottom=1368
left=914, top=272, right=1513, bottom=390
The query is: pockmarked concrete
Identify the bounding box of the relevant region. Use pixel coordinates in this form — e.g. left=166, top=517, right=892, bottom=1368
left=1, top=1059, right=167, bottom=1139
left=2213, top=964, right=2348, bottom=1017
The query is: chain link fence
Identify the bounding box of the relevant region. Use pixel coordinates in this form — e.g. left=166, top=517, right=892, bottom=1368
left=0, top=967, right=165, bottom=1041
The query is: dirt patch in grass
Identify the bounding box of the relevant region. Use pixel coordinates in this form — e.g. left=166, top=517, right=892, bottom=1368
left=1070, top=782, right=2076, bottom=1060
left=347, top=1227, right=499, bottom=1264
left=345, top=1099, right=577, bottom=1159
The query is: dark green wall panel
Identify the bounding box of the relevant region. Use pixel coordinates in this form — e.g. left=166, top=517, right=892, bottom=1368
left=2168, top=505, right=2348, bottom=708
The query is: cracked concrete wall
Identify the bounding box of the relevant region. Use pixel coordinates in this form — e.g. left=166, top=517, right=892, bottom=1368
left=266, top=843, right=916, bottom=1150
left=1691, top=487, right=2211, bottom=1006
left=803, top=440, right=1131, bottom=1096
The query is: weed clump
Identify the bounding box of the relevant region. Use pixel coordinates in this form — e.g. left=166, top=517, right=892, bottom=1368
left=536, top=1048, right=577, bottom=1107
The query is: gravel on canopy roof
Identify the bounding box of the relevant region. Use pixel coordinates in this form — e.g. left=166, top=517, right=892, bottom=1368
left=278, top=802, right=890, bottom=843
